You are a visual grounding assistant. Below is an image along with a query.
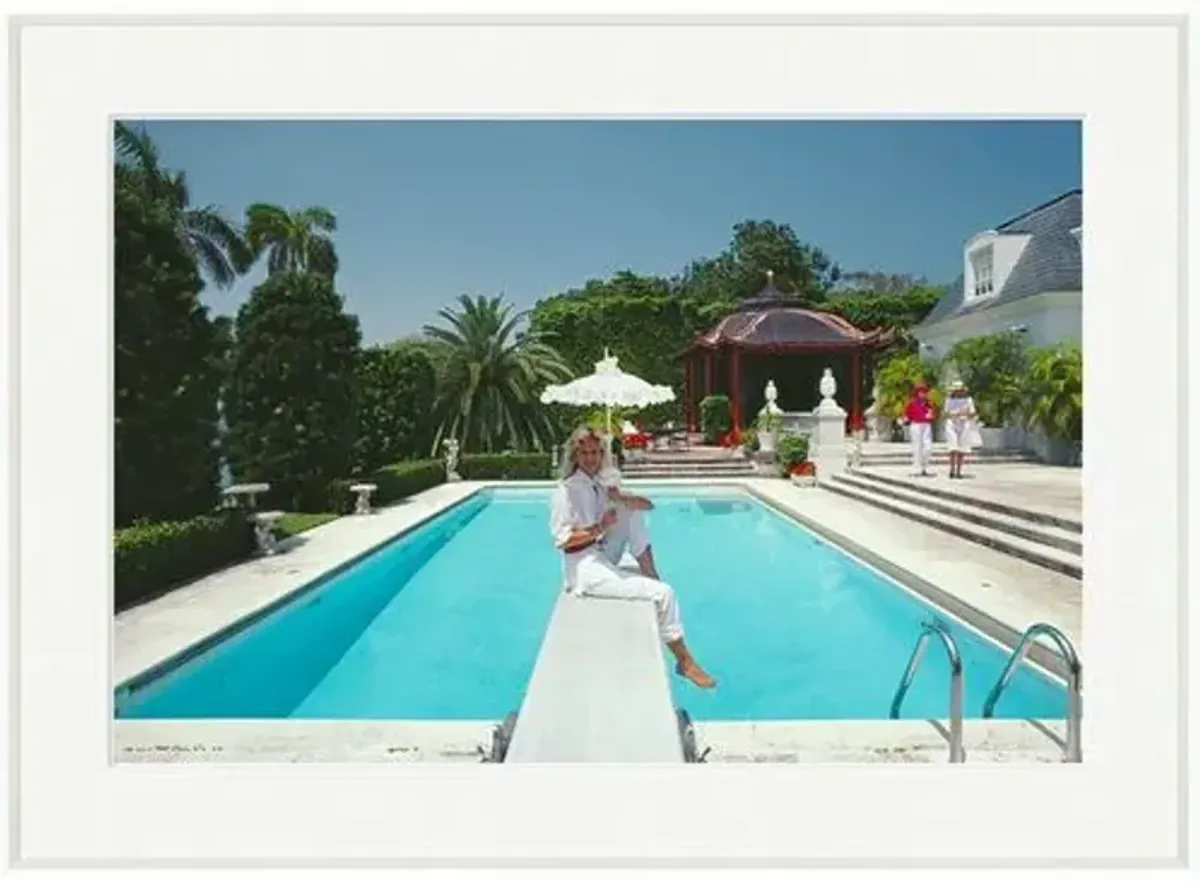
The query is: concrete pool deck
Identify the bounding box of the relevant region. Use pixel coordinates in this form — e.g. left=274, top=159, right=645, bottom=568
left=112, top=476, right=1083, bottom=764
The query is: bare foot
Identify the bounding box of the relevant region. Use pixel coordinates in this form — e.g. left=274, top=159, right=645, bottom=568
left=676, top=660, right=717, bottom=689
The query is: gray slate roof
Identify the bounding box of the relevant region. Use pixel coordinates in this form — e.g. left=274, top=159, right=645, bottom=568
left=920, top=189, right=1082, bottom=328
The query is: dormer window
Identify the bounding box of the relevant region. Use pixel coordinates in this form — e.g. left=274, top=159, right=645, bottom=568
left=1070, top=226, right=1081, bottom=247
left=969, top=245, right=995, bottom=298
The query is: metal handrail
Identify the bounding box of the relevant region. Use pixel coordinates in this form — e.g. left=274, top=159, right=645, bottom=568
left=890, top=620, right=965, bottom=763
left=983, top=623, right=1082, bottom=762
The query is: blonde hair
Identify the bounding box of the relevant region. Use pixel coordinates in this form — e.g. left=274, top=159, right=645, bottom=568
left=559, top=425, right=605, bottom=481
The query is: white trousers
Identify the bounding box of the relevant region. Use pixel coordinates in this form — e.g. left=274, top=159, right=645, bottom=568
left=601, top=505, right=651, bottom=563
left=569, top=507, right=681, bottom=644
left=573, top=550, right=684, bottom=644
left=910, top=422, right=933, bottom=472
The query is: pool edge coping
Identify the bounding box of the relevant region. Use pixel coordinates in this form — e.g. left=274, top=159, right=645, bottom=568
left=110, top=716, right=1072, bottom=764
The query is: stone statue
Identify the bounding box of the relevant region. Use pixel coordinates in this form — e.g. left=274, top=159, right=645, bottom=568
left=762, top=379, right=782, bottom=415
left=819, top=368, right=837, bottom=401
left=815, top=367, right=845, bottom=417
left=442, top=438, right=462, bottom=482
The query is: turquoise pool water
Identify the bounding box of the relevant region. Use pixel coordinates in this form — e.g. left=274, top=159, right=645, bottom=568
left=114, top=485, right=1068, bottom=721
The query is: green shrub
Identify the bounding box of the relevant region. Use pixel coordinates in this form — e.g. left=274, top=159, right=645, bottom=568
left=946, top=331, right=1028, bottom=427
left=1021, top=343, right=1083, bottom=442
left=874, top=352, right=945, bottom=420
left=353, top=343, right=438, bottom=472
left=114, top=511, right=255, bottom=611
left=327, top=459, right=445, bottom=514
left=460, top=452, right=553, bottom=480
left=699, top=394, right=731, bottom=443
left=776, top=432, right=811, bottom=471
left=741, top=426, right=760, bottom=453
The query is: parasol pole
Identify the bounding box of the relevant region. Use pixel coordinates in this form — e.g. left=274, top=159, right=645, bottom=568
left=603, top=347, right=614, bottom=469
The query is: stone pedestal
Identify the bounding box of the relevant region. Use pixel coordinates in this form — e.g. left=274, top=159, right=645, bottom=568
left=811, top=368, right=847, bottom=483
left=812, top=399, right=848, bottom=483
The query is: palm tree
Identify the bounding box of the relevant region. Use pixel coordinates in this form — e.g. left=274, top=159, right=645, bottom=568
left=244, top=203, right=339, bottom=278
left=114, top=121, right=252, bottom=288
left=423, top=294, right=574, bottom=453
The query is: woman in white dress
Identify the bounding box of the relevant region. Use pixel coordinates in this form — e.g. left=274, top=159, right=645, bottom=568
left=549, top=426, right=716, bottom=688
left=942, top=380, right=980, bottom=479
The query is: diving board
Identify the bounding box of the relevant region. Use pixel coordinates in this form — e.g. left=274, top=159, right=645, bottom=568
left=505, top=592, right=685, bottom=763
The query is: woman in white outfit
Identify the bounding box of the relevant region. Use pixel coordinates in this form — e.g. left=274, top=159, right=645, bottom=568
left=549, top=426, right=716, bottom=689
left=942, top=380, right=980, bottom=479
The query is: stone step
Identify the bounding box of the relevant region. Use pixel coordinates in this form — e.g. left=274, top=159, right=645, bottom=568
left=847, top=469, right=1082, bottom=534
left=821, top=479, right=1082, bottom=580
left=623, top=461, right=754, bottom=474
left=830, top=473, right=1082, bottom=555
left=635, top=453, right=740, bottom=464
left=860, top=451, right=1039, bottom=466
left=621, top=468, right=757, bottom=479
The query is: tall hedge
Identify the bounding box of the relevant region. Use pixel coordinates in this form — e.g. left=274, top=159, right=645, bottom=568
left=223, top=271, right=363, bottom=512
left=114, top=168, right=225, bottom=527
left=353, top=344, right=437, bottom=473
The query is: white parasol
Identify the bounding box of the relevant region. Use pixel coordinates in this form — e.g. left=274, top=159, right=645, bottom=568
left=540, top=348, right=675, bottom=467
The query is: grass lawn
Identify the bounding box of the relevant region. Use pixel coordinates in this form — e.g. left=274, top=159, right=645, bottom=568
left=275, top=512, right=340, bottom=538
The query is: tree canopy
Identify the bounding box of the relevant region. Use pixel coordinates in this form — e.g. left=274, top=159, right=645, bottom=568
left=423, top=294, right=574, bottom=453
left=223, top=271, right=363, bottom=510
left=114, top=124, right=234, bottom=527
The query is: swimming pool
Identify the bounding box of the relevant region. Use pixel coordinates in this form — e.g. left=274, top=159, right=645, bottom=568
left=114, top=485, right=1068, bottom=721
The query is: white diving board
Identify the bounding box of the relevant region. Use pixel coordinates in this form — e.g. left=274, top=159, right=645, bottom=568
left=505, top=592, right=685, bottom=763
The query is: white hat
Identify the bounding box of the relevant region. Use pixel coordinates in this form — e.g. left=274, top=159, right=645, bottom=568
left=950, top=379, right=966, bottom=390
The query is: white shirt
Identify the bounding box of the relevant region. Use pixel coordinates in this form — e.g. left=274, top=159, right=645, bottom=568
left=549, top=469, right=609, bottom=591
left=945, top=395, right=976, bottom=421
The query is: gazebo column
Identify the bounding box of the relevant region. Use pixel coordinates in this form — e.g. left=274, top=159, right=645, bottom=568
left=850, top=348, right=863, bottom=432
left=704, top=352, right=714, bottom=397
left=730, top=347, right=743, bottom=431
left=684, top=356, right=697, bottom=432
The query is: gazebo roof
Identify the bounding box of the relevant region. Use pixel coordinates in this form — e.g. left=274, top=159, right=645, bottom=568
left=687, top=271, right=896, bottom=352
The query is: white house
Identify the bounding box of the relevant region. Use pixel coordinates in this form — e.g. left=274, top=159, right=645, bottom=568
left=914, top=189, right=1082, bottom=359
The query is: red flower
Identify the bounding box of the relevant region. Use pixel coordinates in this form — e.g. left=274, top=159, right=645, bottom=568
left=789, top=461, right=815, bottom=477
left=622, top=431, right=653, bottom=450
left=719, top=428, right=742, bottom=448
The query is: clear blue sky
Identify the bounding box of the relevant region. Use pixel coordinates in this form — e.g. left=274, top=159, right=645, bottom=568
left=139, top=119, right=1081, bottom=345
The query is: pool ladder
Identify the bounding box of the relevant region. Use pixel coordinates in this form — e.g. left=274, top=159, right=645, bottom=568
left=892, top=620, right=1084, bottom=764
left=891, top=620, right=966, bottom=763
left=983, top=622, right=1083, bottom=763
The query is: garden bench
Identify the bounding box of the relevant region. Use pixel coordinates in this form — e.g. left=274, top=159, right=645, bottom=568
left=221, top=482, right=271, bottom=510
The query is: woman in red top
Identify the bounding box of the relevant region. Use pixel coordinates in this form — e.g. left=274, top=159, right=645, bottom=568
left=903, top=383, right=937, bottom=477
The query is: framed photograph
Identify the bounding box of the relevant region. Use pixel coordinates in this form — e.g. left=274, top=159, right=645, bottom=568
left=7, top=6, right=1188, bottom=873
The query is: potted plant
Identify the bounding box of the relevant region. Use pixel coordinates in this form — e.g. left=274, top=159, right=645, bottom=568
left=776, top=432, right=812, bottom=482
left=699, top=394, right=732, bottom=445
left=754, top=409, right=783, bottom=455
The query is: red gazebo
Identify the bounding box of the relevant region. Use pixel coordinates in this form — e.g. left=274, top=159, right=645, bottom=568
left=681, top=271, right=896, bottom=434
